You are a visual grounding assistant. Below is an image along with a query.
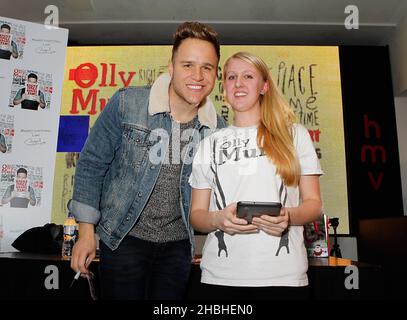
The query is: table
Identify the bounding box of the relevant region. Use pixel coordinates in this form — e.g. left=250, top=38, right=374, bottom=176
left=0, top=253, right=383, bottom=300
left=0, top=252, right=99, bottom=300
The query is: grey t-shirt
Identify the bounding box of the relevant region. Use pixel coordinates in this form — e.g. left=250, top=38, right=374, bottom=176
left=129, top=116, right=198, bottom=242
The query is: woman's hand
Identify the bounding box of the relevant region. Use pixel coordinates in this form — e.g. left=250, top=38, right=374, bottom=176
left=214, top=203, right=259, bottom=235
left=251, top=207, right=289, bottom=236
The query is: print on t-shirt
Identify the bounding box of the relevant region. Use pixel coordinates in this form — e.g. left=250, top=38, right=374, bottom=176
left=210, top=131, right=293, bottom=258
left=214, top=230, right=228, bottom=257
left=210, top=136, right=229, bottom=257
left=276, top=182, right=290, bottom=256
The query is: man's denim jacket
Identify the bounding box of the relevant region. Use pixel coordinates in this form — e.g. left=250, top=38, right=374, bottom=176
left=69, top=73, right=226, bottom=254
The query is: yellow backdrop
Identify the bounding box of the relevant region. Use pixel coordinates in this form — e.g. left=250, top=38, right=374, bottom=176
left=52, top=45, right=349, bottom=234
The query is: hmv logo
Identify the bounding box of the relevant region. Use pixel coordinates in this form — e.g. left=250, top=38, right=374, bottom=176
left=361, top=114, right=386, bottom=191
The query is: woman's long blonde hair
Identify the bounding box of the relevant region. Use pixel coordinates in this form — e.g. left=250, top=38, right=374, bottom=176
left=223, top=52, right=300, bottom=186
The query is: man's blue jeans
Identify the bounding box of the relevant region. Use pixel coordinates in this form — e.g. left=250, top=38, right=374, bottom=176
left=99, top=236, right=191, bottom=300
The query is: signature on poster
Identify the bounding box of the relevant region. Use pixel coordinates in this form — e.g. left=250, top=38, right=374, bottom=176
left=35, top=44, right=56, bottom=55
left=21, top=130, right=50, bottom=146
left=24, top=133, right=46, bottom=146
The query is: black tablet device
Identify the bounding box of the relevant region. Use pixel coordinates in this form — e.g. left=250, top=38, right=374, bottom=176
left=236, top=201, right=282, bottom=223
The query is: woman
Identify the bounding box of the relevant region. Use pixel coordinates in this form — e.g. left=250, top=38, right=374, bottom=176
left=189, top=52, right=323, bottom=300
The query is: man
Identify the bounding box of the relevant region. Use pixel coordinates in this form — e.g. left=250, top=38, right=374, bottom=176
left=0, top=23, right=18, bottom=60
left=13, top=73, right=46, bottom=110
left=2, top=168, right=36, bottom=208
left=69, top=21, right=225, bottom=300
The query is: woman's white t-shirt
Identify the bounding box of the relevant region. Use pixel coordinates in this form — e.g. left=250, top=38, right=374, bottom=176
left=189, top=123, right=323, bottom=287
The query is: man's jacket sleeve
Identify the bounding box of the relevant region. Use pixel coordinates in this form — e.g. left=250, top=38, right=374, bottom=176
left=69, top=89, right=123, bottom=225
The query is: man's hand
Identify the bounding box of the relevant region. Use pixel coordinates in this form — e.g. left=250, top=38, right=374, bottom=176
left=70, top=223, right=96, bottom=275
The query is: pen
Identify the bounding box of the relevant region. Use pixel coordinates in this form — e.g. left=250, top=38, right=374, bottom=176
left=69, top=271, right=81, bottom=288
left=69, top=257, right=91, bottom=288
left=74, top=271, right=81, bottom=280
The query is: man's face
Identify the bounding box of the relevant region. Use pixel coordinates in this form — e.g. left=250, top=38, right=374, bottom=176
left=168, top=38, right=218, bottom=108
left=27, top=77, right=37, bottom=84
left=17, top=172, right=27, bottom=179
left=1, top=27, right=10, bottom=34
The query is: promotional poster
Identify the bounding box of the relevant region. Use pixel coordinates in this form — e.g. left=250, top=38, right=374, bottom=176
left=0, top=16, right=68, bottom=252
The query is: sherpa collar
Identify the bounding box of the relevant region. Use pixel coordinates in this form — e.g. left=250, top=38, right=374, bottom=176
left=148, top=73, right=218, bottom=129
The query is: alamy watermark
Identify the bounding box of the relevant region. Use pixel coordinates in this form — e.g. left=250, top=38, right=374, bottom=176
left=344, top=265, right=359, bottom=290
left=146, top=125, right=259, bottom=175
left=44, top=264, right=59, bottom=290
left=44, top=5, right=59, bottom=29
left=345, top=5, right=359, bottom=30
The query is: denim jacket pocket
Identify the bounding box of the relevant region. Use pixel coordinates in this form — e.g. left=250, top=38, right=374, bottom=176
left=122, top=123, right=158, bottom=170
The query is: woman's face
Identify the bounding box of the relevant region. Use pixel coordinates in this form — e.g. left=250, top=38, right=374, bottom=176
left=223, top=58, right=268, bottom=114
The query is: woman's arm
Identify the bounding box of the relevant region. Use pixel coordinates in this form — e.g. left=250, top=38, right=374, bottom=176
left=287, top=175, right=322, bottom=225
